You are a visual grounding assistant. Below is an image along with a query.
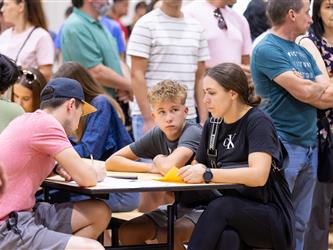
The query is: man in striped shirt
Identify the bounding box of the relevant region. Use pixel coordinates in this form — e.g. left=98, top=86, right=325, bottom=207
left=127, top=0, right=210, bottom=141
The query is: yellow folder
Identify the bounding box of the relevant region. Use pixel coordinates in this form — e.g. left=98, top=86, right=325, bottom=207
left=156, top=166, right=184, bottom=183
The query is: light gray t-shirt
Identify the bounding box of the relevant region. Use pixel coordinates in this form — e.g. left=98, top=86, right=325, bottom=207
left=130, top=122, right=202, bottom=162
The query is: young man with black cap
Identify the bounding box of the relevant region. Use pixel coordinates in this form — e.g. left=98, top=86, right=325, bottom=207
left=0, top=77, right=110, bottom=249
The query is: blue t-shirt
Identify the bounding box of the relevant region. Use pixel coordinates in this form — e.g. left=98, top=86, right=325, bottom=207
left=54, top=24, right=64, bottom=49
left=100, top=16, right=125, bottom=54
left=251, top=33, right=322, bottom=147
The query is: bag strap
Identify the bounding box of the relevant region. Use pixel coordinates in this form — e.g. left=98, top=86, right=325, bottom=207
left=207, top=117, right=223, bottom=168
left=14, top=27, right=37, bottom=63
left=320, top=115, right=333, bottom=145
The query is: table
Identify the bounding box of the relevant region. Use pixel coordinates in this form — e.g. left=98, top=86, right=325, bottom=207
left=42, top=160, right=241, bottom=250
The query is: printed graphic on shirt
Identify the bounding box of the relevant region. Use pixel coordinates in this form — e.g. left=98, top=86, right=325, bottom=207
left=223, top=133, right=236, bottom=150
left=288, top=50, right=315, bottom=79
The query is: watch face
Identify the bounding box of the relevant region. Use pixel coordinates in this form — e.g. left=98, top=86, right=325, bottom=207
left=203, top=169, right=213, bottom=182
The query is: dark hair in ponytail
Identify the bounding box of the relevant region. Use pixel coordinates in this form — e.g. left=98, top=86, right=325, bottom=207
left=206, top=63, right=261, bottom=107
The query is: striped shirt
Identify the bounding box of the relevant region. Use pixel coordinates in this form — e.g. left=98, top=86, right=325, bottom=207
left=127, top=8, right=210, bottom=118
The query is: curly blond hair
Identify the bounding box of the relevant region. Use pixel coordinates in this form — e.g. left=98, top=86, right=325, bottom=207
left=147, top=80, right=187, bottom=107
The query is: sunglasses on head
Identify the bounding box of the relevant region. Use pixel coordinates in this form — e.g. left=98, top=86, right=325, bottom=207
left=214, top=8, right=227, bottom=30
left=18, top=68, right=37, bottom=84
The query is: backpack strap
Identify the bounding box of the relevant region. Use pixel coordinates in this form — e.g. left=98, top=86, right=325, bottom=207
left=207, top=117, right=223, bottom=168
left=15, top=27, right=37, bottom=63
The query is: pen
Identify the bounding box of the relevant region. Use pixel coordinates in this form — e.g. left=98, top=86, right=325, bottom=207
left=109, top=175, right=138, bottom=180
left=90, top=154, right=94, bottom=167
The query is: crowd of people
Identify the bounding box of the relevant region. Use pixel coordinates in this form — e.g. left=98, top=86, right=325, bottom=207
left=0, top=0, right=332, bottom=249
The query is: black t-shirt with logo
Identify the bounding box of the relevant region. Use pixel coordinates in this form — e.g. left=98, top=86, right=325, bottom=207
left=195, top=108, right=295, bottom=249
left=197, top=107, right=281, bottom=168
left=196, top=108, right=282, bottom=199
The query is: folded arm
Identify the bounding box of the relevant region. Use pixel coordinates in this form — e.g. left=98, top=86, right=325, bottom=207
left=274, top=72, right=333, bottom=109
left=106, top=145, right=154, bottom=173
left=153, top=147, right=195, bottom=175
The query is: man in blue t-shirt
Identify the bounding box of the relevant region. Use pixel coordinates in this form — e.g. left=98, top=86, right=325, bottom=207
left=251, top=0, right=333, bottom=249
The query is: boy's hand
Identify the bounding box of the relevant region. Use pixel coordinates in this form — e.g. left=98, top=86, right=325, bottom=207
left=93, top=164, right=107, bottom=182
left=153, top=155, right=170, bottom=175
left=178, top=164, right=206, bottom=183
left=148, top=163, right=160, bottom=174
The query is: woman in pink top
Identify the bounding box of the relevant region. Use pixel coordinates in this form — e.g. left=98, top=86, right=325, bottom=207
left=0, top=0, right=54, bottom=81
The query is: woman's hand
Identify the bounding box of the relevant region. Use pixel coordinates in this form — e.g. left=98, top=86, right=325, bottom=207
left=178, top=164, right=206, bottom=183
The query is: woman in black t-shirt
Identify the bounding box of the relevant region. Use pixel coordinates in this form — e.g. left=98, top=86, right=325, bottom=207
left=178, top=63, right=294, bottom=250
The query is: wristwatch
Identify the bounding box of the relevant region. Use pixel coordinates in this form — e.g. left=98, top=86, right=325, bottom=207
left=203, top=167, right=213, bottom=183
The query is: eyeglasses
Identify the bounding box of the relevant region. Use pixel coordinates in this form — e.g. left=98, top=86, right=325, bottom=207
left=18, top=68, right=37, bottom=84
left=214, top=8, right=227, bottom=30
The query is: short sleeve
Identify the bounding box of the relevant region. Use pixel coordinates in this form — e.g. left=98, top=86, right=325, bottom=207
left=100, top=17, right=126, bottom=54
left=247, top=113, right=281, bottom=161
left=35, top=29, right=55, bottom=66
left=62, top=27, right=103, bottom=68
left=30, top=116, right=72, bottom=157
left=127, top=17, right=152, bottom=59
left=178, top=124, right=202, bottom=153
left=111, top=24, right=126, bottom=54
left=240, top=16, right=252, bottom=56
left=252, top=44, right=292, bottom=81
left=54, top=26, right=63, bottom=49
left=198, top=25, right=210, bottom=62
left=129, top=127, right=162, bottom=158
left=195, top=121, right=209, bottom=165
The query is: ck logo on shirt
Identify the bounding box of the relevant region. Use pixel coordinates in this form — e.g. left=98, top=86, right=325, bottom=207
left=223, top=134, right=236, bottom=149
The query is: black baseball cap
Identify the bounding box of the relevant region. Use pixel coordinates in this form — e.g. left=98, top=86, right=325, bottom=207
left=40, top=77, right=97, bottom=116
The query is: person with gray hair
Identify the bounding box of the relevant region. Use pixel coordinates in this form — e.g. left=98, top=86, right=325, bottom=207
left=251, top=0, right=333, bottom=249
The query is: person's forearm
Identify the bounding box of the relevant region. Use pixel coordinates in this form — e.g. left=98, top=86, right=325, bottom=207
left=301, top=80, right=332, bottom=108
left=211, top=167, right=269, bottom=187
left=131, top=73, right=152, bottom=120
left=295, top=79, right=327, bottom=104
left=311, top=84, right=333, bottom=109
left=88, top=64, right=131, bottom=91
left=153, top=155, right=173, bottom=175
left=195, top=82, right=208, bottom=124
left=106, top=156, right=151, bottom=172
left=195, top=62, right=208, bottom=124
left=72, top=167, right=97, bottom=187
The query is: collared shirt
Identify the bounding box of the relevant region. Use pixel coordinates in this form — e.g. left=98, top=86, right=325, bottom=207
left=183, top=0, right=252, bottom=68
left=61, top=8, right=122, bottom=77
